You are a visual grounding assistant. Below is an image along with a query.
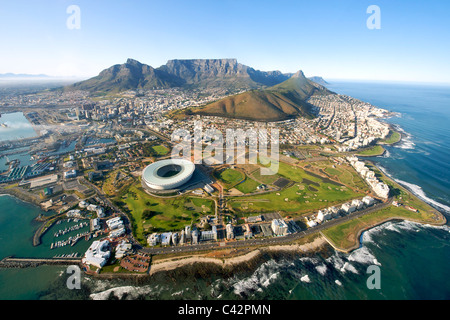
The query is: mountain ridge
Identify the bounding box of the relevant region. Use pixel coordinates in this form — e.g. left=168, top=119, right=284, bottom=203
left=64, top=58, right=293, bottom=93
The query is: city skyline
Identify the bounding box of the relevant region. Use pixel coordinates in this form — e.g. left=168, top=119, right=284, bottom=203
left=1, top=0, right=450, bottom=84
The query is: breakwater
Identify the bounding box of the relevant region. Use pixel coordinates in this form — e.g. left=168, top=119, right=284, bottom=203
left=0, top=257, right=82, bottom=269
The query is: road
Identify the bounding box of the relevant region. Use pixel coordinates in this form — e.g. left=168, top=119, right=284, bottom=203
left=140, top=197, right=393, bottom=255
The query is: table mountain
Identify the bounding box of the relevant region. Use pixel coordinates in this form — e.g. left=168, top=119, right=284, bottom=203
left=64, top=58, right=292, bottom=93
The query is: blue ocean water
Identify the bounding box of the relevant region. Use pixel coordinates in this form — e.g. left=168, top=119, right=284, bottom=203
left=0, top=112, right=37, bottom=141
left=0, top=81, right=449, bottom=300
left=326, top=81, right=450, bottom=213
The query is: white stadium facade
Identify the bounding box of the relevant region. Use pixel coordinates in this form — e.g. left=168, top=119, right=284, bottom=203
left=142, top=159, right=195, bottom=191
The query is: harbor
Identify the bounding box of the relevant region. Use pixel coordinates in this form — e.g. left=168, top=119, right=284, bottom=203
left=48, top=218, right=94, bottom=254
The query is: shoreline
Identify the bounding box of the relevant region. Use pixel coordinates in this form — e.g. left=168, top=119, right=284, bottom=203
left=321, top=215, right=447, bottom=254
left=321, top=159, right=447, bottom=253
left=147, top=236, right=327, bottom=276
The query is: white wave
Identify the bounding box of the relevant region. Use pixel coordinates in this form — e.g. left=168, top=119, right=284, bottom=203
left=379, top=149, right=391, bottom=158
left=261, top=272, right=280, bottom=288
left=394, top=220, right=422, bottom=232
left=90, top=285, right=153, bottom=300
left=300, top=274, right=311, bottom=283
left=395, top=179, right=450, bottom=213
left=361, top=230, right=375, bottom=244
left=299, top=256, right=320, bottom=264
left=315, top=264, right=328, bottom=276
left=232, top=259, right=284, bottom=296
left=326, top=252, right=346, bottom=271
left=347, top=246, right=381, bottom=266
left=384, top=223, right=401, bottom=233
left=326, top=252, right=359, bottom=274
left=396, top=140, right=415, bottom=150
left=341, top=262, right=359, bottom=274
left=377, top=166, right=450, bottom=213
left=393, top=127, right=415, bottom=150
left=421, top=224, right=450, bottom=232
left=171, top=290, right=184, bottom=297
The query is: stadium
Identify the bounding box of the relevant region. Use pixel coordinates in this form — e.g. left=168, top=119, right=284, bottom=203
left=142, top=159, right=195, bottom=192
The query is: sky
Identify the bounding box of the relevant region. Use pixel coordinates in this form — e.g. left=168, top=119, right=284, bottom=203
left=1, top=0, right=450, bottom=84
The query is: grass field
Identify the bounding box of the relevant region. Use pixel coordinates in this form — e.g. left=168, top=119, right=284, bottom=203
left=235, top=178, right=260, bottom=194
left=322, top=204, right=441, bottom=251
left=118, top=183, right=213, bottom=245
left=151, top=145, right=170, bottom=156
left=215, top=168, right=245, bottom=189
left=230, top=161, right=364, bottom=216
left=382, top=130, right=402, bottom=144
left=357, top=145, right=385, bottom=157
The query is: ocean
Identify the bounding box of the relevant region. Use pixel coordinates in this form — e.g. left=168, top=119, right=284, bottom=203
left=0, top=81, right=449, bottom=300
left=0, top=112, right=37, bottom=141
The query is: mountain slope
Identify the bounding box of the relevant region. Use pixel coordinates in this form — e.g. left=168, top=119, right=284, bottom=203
left=308, top=76, right=329, bottom=86
left=188, top=71, right=332, bottom=122
left=65, top=58, right=292, bottom=93
left=66, top=59, right=184, bottom=93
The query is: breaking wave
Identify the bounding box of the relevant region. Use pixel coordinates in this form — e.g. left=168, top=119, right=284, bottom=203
left=231, top=259, right=283, bottom=297
left=90, top=285, right=154, bottom=300
left=348, top=246, right=381, bottom=266
left=394, top=126, right=415, bottom=150
left=377, top=165, right=450, bottom=213
left=315, top=264, right=328, bottom=276
left=300, top=275, right=311, bottom=283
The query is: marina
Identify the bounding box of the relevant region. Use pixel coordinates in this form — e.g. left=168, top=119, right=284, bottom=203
left=49, top=219, right=92, bottom=250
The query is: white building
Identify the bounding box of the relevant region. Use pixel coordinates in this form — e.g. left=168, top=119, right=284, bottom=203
left=115, top=241, right=132, bottom=259
left=226, top=224, right=234, bottom=240
left=192, top=229, right=199, bottom=244
left=200, top=230, right=216, bottom=241
left=147, top=233, right=160, bottom=246
left=374, top=182, right=390, bottom=199
left=185, top=225, right=191, bottom=240
left=328, top=206, right=340, bottom=218
left=106, top=217, right=123, bottom=230
left=87, top=204, right=98, bottom=212
left=64, top=169, right=77, bottom=179
left=109, top=227, right=125, bottom=238
left=172, top=232, right=178, bottom=246
left=271, top=219, right=289, bottom=236
left=79, top=201, right=88, bottom=209
left=66, top=209, right=82, bottom=218
left=83, top=240, right=110, bottom=268
left=307, top=220, right=318, bottom=228
left=362, top=196, right=375, bottom=206
left=96, top=207, right=105, bottom=218
left=341, top=202, right=357, bottom=214
left=351, top=199, right=365, bottom=210
left=90, top=218, right=101, bottom=232
left=161, top=232, right=172, bottom=246
left=317, top=209, right=332, bottom=223
left=179, top=230, right=186, bottom=245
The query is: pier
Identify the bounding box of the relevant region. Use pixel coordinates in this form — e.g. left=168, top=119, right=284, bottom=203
left=0, top=257, right=82, bottom=269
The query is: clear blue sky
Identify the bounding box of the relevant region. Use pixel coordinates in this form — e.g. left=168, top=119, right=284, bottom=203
left=1, top=0, right=450, bottom=83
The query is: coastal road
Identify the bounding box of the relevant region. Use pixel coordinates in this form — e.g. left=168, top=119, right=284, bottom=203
left=140, top=197, right=393, bottom=255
